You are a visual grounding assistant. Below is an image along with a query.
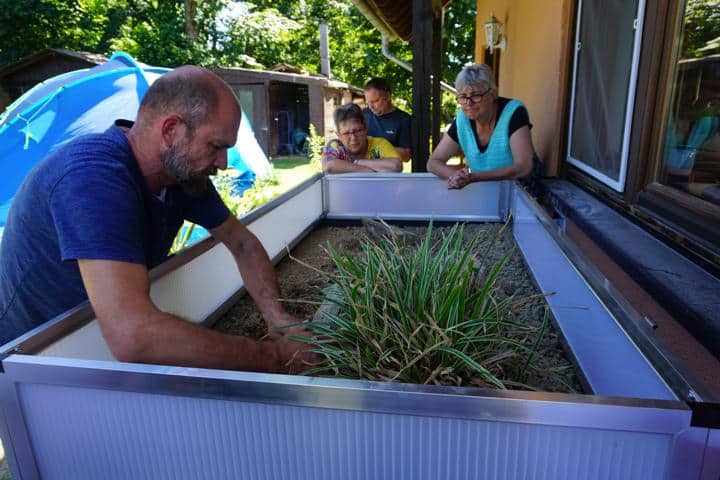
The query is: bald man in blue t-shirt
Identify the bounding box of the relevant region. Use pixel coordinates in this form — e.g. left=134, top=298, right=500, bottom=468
left=0, top=67, right=315, bottom=373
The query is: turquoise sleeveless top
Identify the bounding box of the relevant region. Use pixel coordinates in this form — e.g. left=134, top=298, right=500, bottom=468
left=456, top=99, right=523, bottom=172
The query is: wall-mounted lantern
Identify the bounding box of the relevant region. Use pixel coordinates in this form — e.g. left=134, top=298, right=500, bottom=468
left=484, top=13, right=506, bottom=52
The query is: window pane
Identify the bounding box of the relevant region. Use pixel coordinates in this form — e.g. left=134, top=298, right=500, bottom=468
left=568, top=0, right=641, bottom=189
left=661, top=0, right=720, bottom=206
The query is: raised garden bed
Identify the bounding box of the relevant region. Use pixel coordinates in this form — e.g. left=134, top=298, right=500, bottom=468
left=0, top=175, right=708, bottom=480
left=215, top=222, right=582, bottom=393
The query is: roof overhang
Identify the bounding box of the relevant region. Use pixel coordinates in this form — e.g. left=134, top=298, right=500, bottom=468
left=350, top=0, right=450, bottom=42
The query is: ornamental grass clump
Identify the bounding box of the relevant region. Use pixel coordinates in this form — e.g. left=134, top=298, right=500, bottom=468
left=294, top=221, right=550, bottom=390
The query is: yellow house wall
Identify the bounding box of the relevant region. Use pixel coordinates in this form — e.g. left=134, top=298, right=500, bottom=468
left=474, top=0, right=572, bottom=175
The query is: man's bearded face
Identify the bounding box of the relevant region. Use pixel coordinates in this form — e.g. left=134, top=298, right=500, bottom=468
left=161, top=137, right=216, bottom=197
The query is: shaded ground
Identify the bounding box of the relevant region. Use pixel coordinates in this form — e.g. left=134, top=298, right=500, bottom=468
left=214, top=222, right=582, bottom=393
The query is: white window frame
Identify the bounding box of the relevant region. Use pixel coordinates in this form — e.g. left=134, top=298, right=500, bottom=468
left=566, top=0, right=647, bottom=192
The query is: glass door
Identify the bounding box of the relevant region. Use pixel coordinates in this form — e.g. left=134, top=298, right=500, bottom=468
left=567, top=0, right=647, bottom=192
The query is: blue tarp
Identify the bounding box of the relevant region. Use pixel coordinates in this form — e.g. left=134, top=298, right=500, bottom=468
left=0, top=52, right=271, bottom=238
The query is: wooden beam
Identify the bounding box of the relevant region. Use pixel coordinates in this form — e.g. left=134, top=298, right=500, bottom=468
left=431, top=11, right=443, bottom=150
left=412, top=0, right=433, bottom=172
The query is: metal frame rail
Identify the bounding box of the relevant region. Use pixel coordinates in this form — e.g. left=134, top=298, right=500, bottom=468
left=0, top=174, right=716, bottom=479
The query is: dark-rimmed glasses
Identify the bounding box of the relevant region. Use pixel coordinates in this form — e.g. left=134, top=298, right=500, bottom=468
left=456, top=87, right=492, bottom=105
left=339, top=128, right=366, bottom=138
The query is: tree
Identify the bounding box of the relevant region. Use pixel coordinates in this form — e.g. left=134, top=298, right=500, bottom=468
left=218, top=3, right=303, bottom=68
left=109, top=0, right=228, bottom=67
left=0, top=0, right=476, bottom=113
left=185, top=0, right=198, bottom=42
left=442, top=0, right=476, bottom=82
left=0, top=0, right=227, bottom=68
left=682, top=0, right=720, bottom=57
left=0, top=0, right=127, bottom=65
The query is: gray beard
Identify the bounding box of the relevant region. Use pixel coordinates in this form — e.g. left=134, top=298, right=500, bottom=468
left=161, top=144, right=210, bottom=197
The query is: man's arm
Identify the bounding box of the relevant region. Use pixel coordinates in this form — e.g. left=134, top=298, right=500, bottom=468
left=396, top=113, right=413, bottom=163
left=395, top=147, right=411, bottom=163
left=78, top=258, right=305, bottom=372
left=209, top=215, right=301, bottom=335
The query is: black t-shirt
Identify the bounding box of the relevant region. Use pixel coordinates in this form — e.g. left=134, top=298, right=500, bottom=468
left=363, top=107, right=412, bottom=149
left=447, top=97, right=531, bottom=153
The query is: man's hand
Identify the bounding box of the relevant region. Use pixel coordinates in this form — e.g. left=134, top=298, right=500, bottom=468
left=266, top=313, right=322, bottom=374
left=266, top=311, right=308, bottom=339
left=270, top=333, right=321, bottom=374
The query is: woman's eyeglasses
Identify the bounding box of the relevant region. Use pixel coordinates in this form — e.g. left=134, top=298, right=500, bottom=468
left=339, top=128, right=366, bottom=138
left=456, top=87, right=492, bottom=105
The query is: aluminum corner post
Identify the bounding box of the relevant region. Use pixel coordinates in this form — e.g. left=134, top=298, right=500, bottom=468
left=700, top=428, right=720, bottom=479
left=323, top=173, right=508, bottom=222
left=0, top=354, right=41, bottom=480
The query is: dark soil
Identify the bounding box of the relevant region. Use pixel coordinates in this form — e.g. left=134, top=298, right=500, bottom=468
left=214, top=222, right=583, bottom=393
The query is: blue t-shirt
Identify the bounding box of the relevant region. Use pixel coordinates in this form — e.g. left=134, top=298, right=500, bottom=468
left=363, top=107, right=412, bottom=150
left=0, top=121, right=230, bottom=344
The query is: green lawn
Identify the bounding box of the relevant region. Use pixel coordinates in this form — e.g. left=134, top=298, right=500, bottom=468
left=267, top=155, right=320, bottom=195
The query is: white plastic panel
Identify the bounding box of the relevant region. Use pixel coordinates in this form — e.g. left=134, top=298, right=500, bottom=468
left=246, top=180, right=323, bottom=260
left=38, top=179, right=323, bottom=360
left=18, top=382, right=672, bottom=480
left=325, top=173, right=509, bottom=221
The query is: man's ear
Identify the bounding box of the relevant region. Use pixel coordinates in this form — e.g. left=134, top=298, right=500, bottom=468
left=160, top=115, right=185, bottom=149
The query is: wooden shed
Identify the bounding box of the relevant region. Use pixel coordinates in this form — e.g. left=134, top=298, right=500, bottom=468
left=0, top=48, right=107, bottom=112
left=214, top=66, right=363, bottom=157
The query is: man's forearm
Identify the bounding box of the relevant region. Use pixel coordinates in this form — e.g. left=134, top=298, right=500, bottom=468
left=396, top=147, right=411, bottom=163
left=117, top=309, right=279, bottom=371
left=229, top=232, right=286, bottom=320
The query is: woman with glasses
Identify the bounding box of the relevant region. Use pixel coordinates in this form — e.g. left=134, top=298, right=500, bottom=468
left=322, top=103, right=403, bottom=174
left=427, top=63, right=540, bottom=190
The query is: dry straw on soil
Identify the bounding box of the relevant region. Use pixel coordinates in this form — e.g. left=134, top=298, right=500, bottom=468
left=215, top=222, right=582, bottom=393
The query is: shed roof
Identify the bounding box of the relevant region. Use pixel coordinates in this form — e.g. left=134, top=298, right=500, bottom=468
left=213, top=66, right=363, bottom=94
left=0, top=48, right=107, bottom=78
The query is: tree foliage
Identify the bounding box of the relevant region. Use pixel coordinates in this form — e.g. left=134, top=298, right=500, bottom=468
left=682, top=0, right=720, bottom=57
left=0, top=0, right=477, bottom=108
left=442, top=0, right=476, bottom=83
left=0, top=0, right=125, bottom=65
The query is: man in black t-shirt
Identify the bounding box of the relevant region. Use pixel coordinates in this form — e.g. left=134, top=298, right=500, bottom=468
left=363, top=78, right=412, bottom=163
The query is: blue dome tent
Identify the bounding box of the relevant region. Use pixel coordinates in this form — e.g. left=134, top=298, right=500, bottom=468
left=0, top=52, right=270, bottom=241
